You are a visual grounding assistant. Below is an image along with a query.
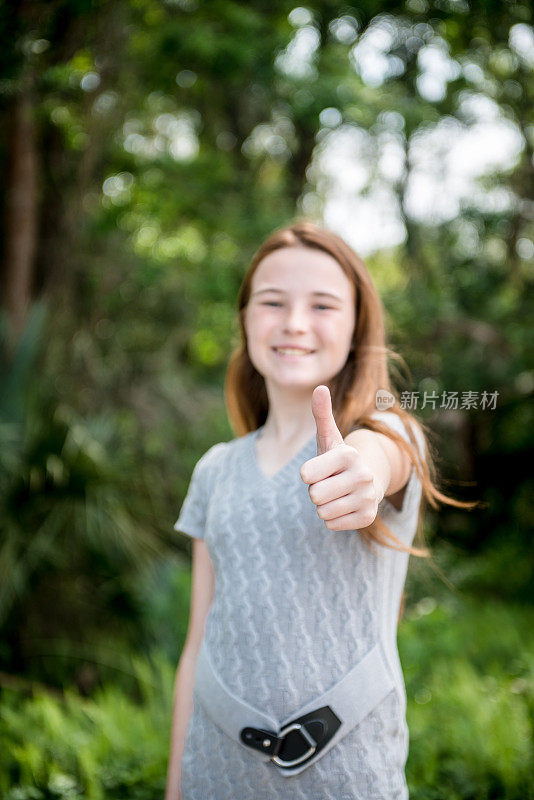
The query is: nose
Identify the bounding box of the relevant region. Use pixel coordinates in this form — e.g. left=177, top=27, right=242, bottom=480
left=282, top=303, right=309, bottom=334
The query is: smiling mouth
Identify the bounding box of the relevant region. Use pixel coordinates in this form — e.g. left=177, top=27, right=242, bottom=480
left=272, top=347, right=316, bottom=356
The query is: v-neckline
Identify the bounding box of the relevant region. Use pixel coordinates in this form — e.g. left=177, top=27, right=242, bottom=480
left=247, top=425, right=316, bottom=485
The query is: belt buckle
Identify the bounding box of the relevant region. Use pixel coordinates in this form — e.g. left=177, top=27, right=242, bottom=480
left=240, top=705, right=341, bottom=770
left=271, top=721, right=317, bottom=767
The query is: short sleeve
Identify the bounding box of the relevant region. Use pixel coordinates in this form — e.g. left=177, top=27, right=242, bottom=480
left=174, top=442, right=228, bottom=539
left=174, top=446, right=219, bottom=540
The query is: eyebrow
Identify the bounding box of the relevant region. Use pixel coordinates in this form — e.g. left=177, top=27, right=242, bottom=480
left=252, top=288, right=344, bottom=302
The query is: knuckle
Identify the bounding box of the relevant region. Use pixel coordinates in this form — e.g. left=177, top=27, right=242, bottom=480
left=360, top=509, right=376, bottom=528
left=342, top=447, right=355, bottom=466
left=342, top=446, right=359, bottom=462
left=345, top=447, right=359, bottom=470
left=356, top=469, right=373, bottom=484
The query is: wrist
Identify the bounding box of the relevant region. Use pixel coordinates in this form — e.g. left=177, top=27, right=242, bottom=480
left=372, top=474, right=385, bottom=505
left=372, top=459, right=390, bottom=504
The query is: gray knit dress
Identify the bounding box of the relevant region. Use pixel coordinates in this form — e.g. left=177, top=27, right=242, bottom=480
left=174, top=411, right=425, bottom=800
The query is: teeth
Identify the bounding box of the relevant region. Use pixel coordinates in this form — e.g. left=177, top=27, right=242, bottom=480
left=276, top=348, right=312, bottom=355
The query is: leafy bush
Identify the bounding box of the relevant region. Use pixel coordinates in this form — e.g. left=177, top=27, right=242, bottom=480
left=1, top=596, right=532, bottom=799
left=401, top=596, right=534, bottom=799
left=0, top=652, right=174, bottom=799
left=0, top=304, right=181, bottom=689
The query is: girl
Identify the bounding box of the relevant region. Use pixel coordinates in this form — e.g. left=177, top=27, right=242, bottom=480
left=165, top=222, right=466, bottom=800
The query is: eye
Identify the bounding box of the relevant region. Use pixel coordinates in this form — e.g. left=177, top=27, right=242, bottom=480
left=314, top=304, right=333, bottom=310
left=261, top=301, right=282, bottom=307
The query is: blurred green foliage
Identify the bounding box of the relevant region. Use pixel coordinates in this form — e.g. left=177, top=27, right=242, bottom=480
left=0, top=595, right=532, bottom=799
left=402, top=597, right=534, bottom=799
left=0, top=304, right=187, bottom=688
left=0, top=0, right=533, bottom=796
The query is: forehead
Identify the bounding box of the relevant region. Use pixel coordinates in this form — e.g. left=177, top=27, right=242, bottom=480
left=251, top=246, right=354, bottom=298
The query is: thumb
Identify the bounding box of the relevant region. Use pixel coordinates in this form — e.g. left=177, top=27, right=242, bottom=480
left=312, top=385, right=344, bottom=456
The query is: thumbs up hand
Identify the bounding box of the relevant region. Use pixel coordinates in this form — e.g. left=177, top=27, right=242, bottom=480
left=299, top=385, right=380, bottom=531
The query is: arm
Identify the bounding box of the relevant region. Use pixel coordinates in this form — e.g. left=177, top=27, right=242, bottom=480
left=164, top=538, right=215, bottom=800
left=343, top=428, right=412, bottom=511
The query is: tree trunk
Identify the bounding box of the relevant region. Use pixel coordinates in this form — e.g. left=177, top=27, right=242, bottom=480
left=2, top=91, right=39, bottom=348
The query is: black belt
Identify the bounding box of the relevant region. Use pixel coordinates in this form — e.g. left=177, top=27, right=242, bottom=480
left=193, top=639, right=396, bottom=777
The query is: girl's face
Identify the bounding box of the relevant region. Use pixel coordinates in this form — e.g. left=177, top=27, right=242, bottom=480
left=244, top=246, right=356, bottom=394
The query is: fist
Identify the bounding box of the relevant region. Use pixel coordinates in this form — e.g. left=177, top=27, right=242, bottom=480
left=299, top=385, right=379, bottom=531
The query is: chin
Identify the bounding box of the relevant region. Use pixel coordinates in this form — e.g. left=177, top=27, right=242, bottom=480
left=270, top=377, right=324, bottom=392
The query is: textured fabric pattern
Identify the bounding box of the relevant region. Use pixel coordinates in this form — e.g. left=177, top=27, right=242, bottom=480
left=174, top=412, right=425, bottom=800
